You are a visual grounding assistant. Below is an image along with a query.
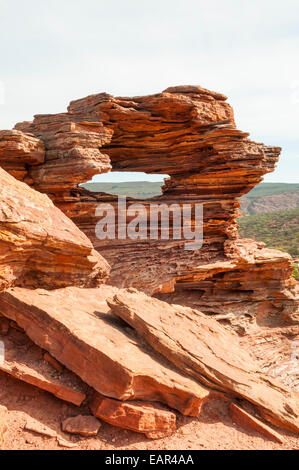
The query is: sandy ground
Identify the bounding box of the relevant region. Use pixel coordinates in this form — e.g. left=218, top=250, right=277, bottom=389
left=1, top=371, right=298, bottom=451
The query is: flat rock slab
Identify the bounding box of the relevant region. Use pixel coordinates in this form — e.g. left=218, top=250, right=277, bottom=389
left=108, top=289, right=299, bottom=433
left=62, top=415, right=101, bottom=437
left=229, top=403, right=284, bottom=444
left=0, top=286, right=211, bottom=417
left=0, top=328, right=87, bottom=406
left=90, top=393, right=176, bottom=438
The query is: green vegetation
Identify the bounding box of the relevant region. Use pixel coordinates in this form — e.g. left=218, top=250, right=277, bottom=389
left=81, top=181, right=164, bottom=199
left=239, top=207, right=299, bottom=257
left=293, top=264, right=299, bottom=280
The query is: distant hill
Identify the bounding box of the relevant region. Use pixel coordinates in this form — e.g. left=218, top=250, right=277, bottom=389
left=81, top=181, right=163, bottom=199
left=240, top=183, right=299, bottom=215
left=238, top=207, right=299, bottom=257
left=242, top=183, right=299, bottom=199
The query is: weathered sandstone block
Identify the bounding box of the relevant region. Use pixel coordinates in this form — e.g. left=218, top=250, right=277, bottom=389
left=0, top=328, right=87, bottom=406
left=9, top=86, right=283, bottom=298
left=90, top=393, right=176, bottom=438
left=0, top=129, right=45, bottom=182
left=0, top=167, right=110, bottom=289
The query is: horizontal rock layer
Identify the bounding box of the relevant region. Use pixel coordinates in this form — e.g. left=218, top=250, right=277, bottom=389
left=0, top=130, right=45, bottom=183
left=0, top=167, right=109, bottom=290
left=172, top=239, right=298, bottom=324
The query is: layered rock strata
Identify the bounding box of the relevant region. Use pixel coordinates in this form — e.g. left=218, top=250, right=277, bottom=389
left=9, top=86, right=286, bottom=300
left=0, top=167, right=109, bottom=289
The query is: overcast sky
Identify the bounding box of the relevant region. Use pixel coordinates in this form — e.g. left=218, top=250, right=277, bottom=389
left=0, top=0, right=298, bottom=182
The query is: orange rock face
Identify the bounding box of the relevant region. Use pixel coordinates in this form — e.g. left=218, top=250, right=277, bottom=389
left=90, top=393, right=177, bottom=438
left=172, top=239, right=298, bottom=324
left=0, top=167, right=110, bottom=290
left=0, top=84, right=297, bottom=440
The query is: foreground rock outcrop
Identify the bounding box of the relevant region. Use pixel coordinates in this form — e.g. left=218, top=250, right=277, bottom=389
left=0, top=286, right=211, bottom=417
left=0, top=319, right=87, bottom=406
left=0, top=167, right=109, bottom=289
left=108, top=289, right=299, bottom=433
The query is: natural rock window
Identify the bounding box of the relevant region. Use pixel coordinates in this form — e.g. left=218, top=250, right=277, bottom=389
left=81, top=172, right=168, bottom=199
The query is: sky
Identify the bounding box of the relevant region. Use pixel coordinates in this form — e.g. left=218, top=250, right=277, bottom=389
left=0, top=0, right=298, bottom=183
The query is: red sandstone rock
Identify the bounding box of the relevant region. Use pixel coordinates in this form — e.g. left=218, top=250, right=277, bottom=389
left=90, top=393, right=176, bottom=438
left=62, top=415, right=101, bottom=437
left=173, top=239, right=298, bottom=324
left=24, top=417, right=58, bottom=438
left=108, top=289, right=299, bottom=433
left=15, top=117, right=113, bottom=195
left=0, top=329, right=87, bottom=406
left=0, top=129, right=45, bottom=182
left=0, top=285, right=211, bottom=417
left=0, top=167, right=110, bottom=290
left=229, top=403, right=284, bottom=444
left=0, top=405, right=7, bottom=449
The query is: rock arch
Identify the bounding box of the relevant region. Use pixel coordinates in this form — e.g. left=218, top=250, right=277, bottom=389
left=0, top=85, right=296, bottom=321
